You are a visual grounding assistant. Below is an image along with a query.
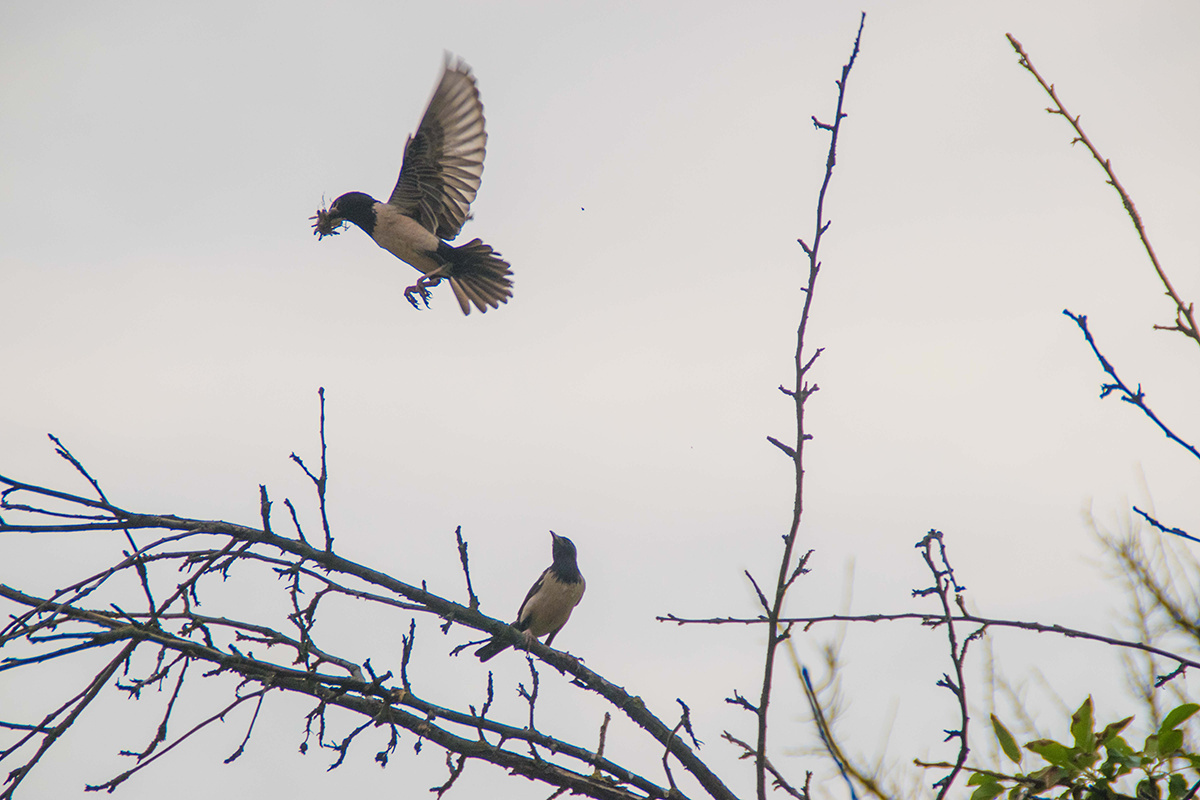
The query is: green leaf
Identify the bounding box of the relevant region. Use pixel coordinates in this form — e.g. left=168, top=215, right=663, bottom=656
left=966, top=773, right=1002, bottom=795
left=969, top=783, right=1005, bottom=800
left=1167, top=773, right=1188, bottom=800
left=1071, top=697, right=1096, bottom=751
left=1159, top=703, right=1199, bottom=735
left=1144, top=734, right=1160, bottom=758
left=1155, top=728, right=1183, bottom=757
left=1106, top=734, right=1135, bottom=759
left=1026, top=739, right=1073, bottom=768
left=1027, top=765, right=1067, bottom=791
left=1137, top=777, right=1162, bottom=800
left=992, top=714, right=1022, bottom=764
left=1099, top=716, right=1135, bottom=746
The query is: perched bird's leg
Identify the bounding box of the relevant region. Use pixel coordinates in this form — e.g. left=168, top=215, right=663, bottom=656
left=521, top=629, right=537, bottom=650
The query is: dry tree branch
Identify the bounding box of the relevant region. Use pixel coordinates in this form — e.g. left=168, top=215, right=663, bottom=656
left=289, top=387, right=333, bottom=552
left=748, top=13, right=864, bottom=800
left=1, top=641, right=137, bottom=800
left=1, top=422, right=738, bottom=800
left=658, top=610, right=1200, bottom=683
left=0, top=542, right=683, bottom=799
left=1132, top=508, right=1199, bottom=545
left=1007, top=34, right=1199, bottom=347
left=1062, top=311, right=1199, bottom=466
left=1061, top=310, right=1197, bottom=542
left=46, top=434, right=159, bottom=616
left=85, top=686, right=272, bottom=793
left=912, top=531, right=978, bottom=798
left=1008, top=32, right=1197, bottom=559
left=454, top=525, right=480, bottom=611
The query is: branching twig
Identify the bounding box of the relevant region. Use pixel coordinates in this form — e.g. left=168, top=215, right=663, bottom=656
left=660, top=610, right=1200, bottom=675
left=1, top=641, right=137, bottom=800
left=1007, top=34, right=1199, bottom=348
left=290, top=387, right=333, bottom=552
left=48, top=434, right=157, bottom=615
left=1132, top=506, right=1198, bottom=545
left=455, top=526, right=480, bottom=610
left=0, top=481, right=710, bottom=799
left=751, top=14, right=865, bottom=800
left=1063, top=311, right=1199, bottom=463
left=914, top=531, right=973, bottom=798
left=519, top=655, right=540, bottom=733
left=431, top=752, right=468, bottom=798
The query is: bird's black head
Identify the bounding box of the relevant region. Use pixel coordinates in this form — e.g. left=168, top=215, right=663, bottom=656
left=550, top=531, right=578, bottom=564
left=549, top=531, right=582, bottom=583
left=330, top=192, right=378, bottom=231
left=314, top=191, right=374, bottom=236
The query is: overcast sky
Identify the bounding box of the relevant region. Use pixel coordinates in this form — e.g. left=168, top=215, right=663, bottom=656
left=3, top=2, right=1199, bottom=798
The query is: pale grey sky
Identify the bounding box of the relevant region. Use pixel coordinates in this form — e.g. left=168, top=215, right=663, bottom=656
left=3, top=2, right=1198, bottom=797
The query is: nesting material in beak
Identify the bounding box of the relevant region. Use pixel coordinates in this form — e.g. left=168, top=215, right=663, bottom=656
left=310, top=205, right=345, bottom=238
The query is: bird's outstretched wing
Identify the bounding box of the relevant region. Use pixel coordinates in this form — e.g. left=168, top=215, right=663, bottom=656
left=388, top=58, right=486, bottom=240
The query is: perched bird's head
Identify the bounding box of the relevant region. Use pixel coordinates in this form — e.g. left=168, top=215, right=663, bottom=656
left=550, top=531, right=578, bottom=564
left=312, top=191, right=377, bottom=238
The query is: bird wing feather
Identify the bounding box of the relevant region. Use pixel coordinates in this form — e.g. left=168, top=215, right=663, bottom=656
left=388, top=57, right=486, bottom=240
left=513, top=568, right=551, bottom=631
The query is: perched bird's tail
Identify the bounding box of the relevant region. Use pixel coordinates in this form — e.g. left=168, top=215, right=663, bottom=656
left=474, top=638, right=509, bottom=662
left=445, top=238, right=513, bottom=315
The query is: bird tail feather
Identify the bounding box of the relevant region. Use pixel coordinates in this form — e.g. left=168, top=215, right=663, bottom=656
left=447, top=238, right=513, bottom=315
left=474, top=638, right=509, bottom=662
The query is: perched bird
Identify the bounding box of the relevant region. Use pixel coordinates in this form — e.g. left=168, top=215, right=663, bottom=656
left=475, top=532, right=586, bottom=662
left=312, top=57, right=512, bottom=315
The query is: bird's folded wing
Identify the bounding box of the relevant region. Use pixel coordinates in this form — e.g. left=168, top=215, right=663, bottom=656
left=388, top=58, right=487, bottom=240
left=515, top=568, right=551, bottom=627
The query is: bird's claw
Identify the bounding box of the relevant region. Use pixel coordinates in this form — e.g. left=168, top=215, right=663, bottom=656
left=403, top=276, right=442, bottom=310
left=403, top=283, right=432, bottom=310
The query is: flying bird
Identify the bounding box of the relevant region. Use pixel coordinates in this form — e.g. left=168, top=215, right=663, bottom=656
left=475, top=532, right=585, bottom=661
left=312, top=58, right=512, bottom=315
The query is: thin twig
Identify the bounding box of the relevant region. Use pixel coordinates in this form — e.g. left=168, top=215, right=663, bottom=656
left=1007, top=34, right=1199, bottom=347
left=659, top=610, right=1200, bottom=672
left=455, top=526, right=480, bottom=610
left=1064, top=310, right=1199, bottom=463
left=753, top=14, right=865, bottom=800
left=1132, top=506, right=1197, bottom=544
left=1, top=641, right=138, bottom=800
left=915, top=531, right=971, bottom=798
left=290, top=387, right=333, bottom=551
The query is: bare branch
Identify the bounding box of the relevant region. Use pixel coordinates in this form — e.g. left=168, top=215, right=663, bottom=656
left=431, top=752, right=467, bottom=798
left=751, top=14, right=865, bottom=800
left=290, top=387, right=333, bottom=552
left=915, top=531, right=971, bottom=798
left=1063, top=311, right=1199, bottom=463
left=454, top=526, right=480, bottom=610
left=659, top=610, right=1200, bottom=672
left=1132, top=506, right=1198, bottom=545
left=1007, top=34, right=1199, bottom=347
left=2, top=641, right=137, bottom=799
